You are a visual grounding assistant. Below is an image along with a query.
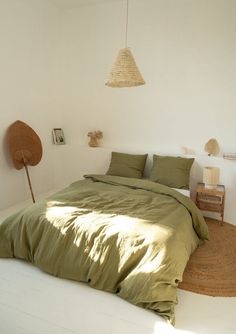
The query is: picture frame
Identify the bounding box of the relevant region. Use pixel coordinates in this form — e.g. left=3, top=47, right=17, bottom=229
left=52, top=128, right=65, bottom=145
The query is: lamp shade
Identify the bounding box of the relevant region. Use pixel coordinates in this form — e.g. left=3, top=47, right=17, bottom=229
left=203, top=167, right=220, bottom=188
left=105, top=48, right=145, bottom=88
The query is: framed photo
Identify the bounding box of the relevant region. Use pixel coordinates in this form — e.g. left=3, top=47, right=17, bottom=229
left=52, top=128, right=65, bottom=145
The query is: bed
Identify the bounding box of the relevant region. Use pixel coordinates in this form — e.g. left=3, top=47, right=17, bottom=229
left=0, top=174, right=208, bottom=325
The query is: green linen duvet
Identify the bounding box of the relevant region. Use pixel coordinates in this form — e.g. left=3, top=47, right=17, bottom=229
left=0, top=175, right=208, bottom=324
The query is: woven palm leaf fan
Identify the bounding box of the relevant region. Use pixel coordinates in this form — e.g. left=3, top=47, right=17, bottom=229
left=6, top=120, right=43, bottom=203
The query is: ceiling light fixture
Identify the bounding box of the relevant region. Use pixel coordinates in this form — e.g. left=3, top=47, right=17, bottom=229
left=105, top=0, right=145, bottom=88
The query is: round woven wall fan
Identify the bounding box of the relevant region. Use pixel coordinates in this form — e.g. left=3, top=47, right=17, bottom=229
left=6, top=120, right=43, bottom=203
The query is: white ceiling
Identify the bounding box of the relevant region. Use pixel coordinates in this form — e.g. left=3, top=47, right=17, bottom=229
left=49, top=0, right=121, bottom=10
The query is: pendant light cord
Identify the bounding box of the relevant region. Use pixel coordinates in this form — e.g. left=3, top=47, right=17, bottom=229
left=125, top=0, right=129, bottom=47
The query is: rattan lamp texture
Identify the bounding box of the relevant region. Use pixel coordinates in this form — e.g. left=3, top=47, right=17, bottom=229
left=105, top=0, right=145, bottom=88
left=106, top=48, right=145, bottom=87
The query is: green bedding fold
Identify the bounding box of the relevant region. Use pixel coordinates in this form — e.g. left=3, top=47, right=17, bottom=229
left=0, top=175, right=208, bottom=324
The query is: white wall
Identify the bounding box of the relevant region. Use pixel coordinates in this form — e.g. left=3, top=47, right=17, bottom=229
left=59, top=0, right=236, bottom=152
left=0, top=0, right=62, bottom=209
left=57, top=0, right=236, bottom=224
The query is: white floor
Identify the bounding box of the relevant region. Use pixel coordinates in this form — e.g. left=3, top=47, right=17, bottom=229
left=0, top=197, right=236, bottom=334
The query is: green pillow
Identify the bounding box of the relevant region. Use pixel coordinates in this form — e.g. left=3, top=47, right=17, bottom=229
left=106, top=152, right=148, bottom=179
left=149, top=155, right=194, bottom=189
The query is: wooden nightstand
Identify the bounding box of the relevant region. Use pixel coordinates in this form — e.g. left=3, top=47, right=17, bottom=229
left=196, top=183, right=225, bottom=225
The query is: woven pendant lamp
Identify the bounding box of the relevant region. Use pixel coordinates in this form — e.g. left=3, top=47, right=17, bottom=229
left=106, top=47, right=145, bottom=87
left=105, top=0, right=145, bottom=88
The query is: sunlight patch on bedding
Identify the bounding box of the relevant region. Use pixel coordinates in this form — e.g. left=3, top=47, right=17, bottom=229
left=45, top=203, right=172, bottom=269
left=45, top=201, right=171, bottom=237
left=137, top=248, right=167, bottom=273
left=46, top=204, right=87, bottom=218
left=70, top=211, right=170, bottom=238
left=71, top=211, right=171, bottom=270
left=46, top=202, right=89, bottom=234
left=45, top=202, right=172, bottom=238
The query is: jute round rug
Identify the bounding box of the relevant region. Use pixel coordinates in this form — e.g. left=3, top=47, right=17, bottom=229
left=179, top=218, right=236, bottom=297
